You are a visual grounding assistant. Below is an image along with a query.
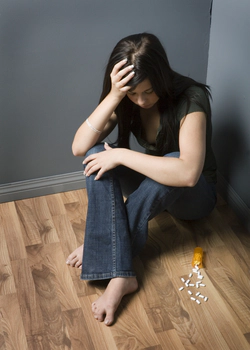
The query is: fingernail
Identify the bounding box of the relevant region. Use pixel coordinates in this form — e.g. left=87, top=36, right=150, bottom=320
left=104, top=319, right=109, bottom=325
left=130, top=64, right=134, bottom=68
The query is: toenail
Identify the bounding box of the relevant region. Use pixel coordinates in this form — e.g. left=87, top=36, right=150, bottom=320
left=94, top=315, right=98, bottom=319
left=104, top=320, right=109, bottom=325
left=66, top=260, right=70, bottom=264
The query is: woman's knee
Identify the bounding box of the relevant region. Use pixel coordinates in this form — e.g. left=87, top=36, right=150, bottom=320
left=85, top=143, right=105, bottom=156
left=131, top=176, right=172, bottom=200
left=164, top=151, right=180, bottom=159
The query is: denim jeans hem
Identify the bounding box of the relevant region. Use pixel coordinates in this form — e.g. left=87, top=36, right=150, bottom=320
left=80, top=271, right=136, bottom=281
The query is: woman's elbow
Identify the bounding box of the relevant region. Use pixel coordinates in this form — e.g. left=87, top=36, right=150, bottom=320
left=185, top=171, right=201, bottom=187
left=72, top=144, right=85, bottom=157
left=186, top=178, right=198, bottom=187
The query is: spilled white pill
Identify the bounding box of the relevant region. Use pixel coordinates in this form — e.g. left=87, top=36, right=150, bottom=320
left=181, top=278, right=185, bottom=282
left=196, top=299, right=201, bottom=304
left=179, top=287, right=184, bottom=291
left=189, top=273, right=193, bottom=278
left=199, top=295, right=205, bottom=299
left=190, top=297, right=196, bottom=301
left=188, top=290, right=192, bottom=295
left=196, top=292, right=201, bottom=296
left=189, top=284, right=195, bottom=287
left=204, top=297, right=208, bottom=302
left=200, top=284, right=206, bottom=287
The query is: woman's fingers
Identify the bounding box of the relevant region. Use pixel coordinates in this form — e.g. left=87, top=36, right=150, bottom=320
left=118, top=71, right=135, bottom=91
left=111, top=68, right=135, bottom=93
left=116, top=65, right=134, bottom=79
left=84, top=161, right=97, bottom=176
left=109, top=59, right=135, bottom=98
left=111, top=59, right=128, bottom=75
left=111, top=60, right=134, bottom=82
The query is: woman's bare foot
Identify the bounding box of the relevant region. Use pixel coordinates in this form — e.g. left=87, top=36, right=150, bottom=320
left=92, top=277, right=138, bottom=326
left=66, top=245, right=83, bottom=269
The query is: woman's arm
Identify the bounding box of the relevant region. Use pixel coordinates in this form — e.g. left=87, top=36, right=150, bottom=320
left=72, top=60, right=135, bottom=157
left=83, top=111, right=206, bottom=187
left=72, top=97, right=119, bottom=157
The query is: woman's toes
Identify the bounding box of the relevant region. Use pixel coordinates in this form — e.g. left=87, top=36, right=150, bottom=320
left=66, top=254, right=75, bottom=265
left=97, top=313, right=105, bottom=322
left=75, top=260, right=82, bottom=268
left=92, top=308, right=105, bottom=322
left=66, top=245, right=84, bottom=268
left=104, top=310, right=114, bottom=326
left=66, top=257, right=77, bottom=266
left=66, top=254, right=77, bottom=266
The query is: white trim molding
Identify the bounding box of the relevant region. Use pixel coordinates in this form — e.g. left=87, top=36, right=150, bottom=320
left=0, top=171, right=86, bottom=203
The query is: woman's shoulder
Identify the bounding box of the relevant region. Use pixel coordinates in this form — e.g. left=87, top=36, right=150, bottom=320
left=176, top=84, right=211, bottom=120
left=184, top=85, right=209, bottom=100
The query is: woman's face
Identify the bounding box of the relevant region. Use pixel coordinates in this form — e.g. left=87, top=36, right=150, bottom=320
left=126, top=79, right=159, bottom=109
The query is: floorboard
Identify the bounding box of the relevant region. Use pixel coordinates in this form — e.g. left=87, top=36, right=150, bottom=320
left=0, top=189, right=250, bottom=349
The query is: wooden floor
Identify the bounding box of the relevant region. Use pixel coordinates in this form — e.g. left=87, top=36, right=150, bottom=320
left=0, top=188, right=250, bottom=350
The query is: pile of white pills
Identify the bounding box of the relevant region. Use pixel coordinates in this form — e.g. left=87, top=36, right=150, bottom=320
left=179, top=265, right=208, bottom=304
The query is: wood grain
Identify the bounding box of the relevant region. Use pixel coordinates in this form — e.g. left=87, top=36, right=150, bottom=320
left=0, top=190, right=250, bottom=349
left=0, top=294, right=28, bottom=349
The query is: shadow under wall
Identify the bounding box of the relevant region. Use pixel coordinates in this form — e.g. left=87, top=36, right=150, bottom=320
left=213, top=93, right=249, bottom=213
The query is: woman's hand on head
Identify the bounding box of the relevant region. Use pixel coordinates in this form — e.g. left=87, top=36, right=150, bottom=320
left=110, top=59, right=135, bottom=100
left=83, top=143, right=122, bottom=180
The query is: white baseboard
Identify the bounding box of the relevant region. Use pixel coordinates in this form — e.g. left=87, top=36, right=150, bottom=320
left=217, top=172, right=250, bottom=232
left=0, top=171, right=86, bottom=203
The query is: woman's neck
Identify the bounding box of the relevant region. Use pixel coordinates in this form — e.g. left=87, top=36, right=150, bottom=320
left=139, top=104, right=160, bottom=145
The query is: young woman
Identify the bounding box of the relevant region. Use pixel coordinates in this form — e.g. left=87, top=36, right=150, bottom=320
left=66, top=33, right=217, bottom=326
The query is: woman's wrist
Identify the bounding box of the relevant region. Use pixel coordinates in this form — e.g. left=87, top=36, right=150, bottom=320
left=107, top=90, right=126, bottom=105
left=117, top=148, right=129, bottom=167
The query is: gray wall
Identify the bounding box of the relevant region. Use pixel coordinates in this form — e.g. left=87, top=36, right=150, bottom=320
left=0, top=0, right=212, bottom=199
left=207, top=0, right=250, bottom=229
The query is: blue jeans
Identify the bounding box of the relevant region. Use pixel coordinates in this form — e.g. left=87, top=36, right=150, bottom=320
left=81, top=143, right=217, bottom=280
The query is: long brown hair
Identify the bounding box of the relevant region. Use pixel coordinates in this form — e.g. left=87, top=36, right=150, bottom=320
left=100, top=33, right=211, bottom=154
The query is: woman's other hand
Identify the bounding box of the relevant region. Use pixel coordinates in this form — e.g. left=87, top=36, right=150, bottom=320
left=83, top=143, right=121, bottom=180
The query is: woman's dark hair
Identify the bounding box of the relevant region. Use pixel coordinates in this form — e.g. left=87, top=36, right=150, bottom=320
left=99, top=33, right=211, bottom=154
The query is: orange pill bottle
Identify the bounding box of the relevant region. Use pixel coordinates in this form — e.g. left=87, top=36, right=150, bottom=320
left=192, top=247, right=204, bottom=268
